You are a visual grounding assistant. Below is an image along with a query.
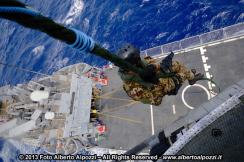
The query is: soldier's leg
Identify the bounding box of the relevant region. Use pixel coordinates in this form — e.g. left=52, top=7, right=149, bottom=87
left=155, top=78, right=175, bottom=95
left=171, top=61, right=194, bottom=81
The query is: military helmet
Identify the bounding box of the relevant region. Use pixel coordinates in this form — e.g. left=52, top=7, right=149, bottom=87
left=117, top=44, right=141, bottom=65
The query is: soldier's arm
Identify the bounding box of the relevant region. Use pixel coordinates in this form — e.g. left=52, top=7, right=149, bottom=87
left=119, top=71, right=154, bottom=90
left=138, top=57, right=160, bottom=83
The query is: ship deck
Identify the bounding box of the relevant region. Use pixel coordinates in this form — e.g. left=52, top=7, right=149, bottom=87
left=98, top=34, right=244, bottom=151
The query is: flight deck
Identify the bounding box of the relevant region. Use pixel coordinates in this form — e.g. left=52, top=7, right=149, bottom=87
left=98, top=23, right=244, bottom=151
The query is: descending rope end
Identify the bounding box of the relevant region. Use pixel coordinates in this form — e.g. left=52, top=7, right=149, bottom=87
left=69, top=28, right=95, bottom=52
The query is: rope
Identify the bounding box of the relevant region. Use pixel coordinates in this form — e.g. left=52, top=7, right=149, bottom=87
left=102, top=101, right=138, bottom=113
left=69, top=28, right=95, bottom=52
left=0, top=7, right=41, bottom=17
left=0, top=1, right=174, bottom=81
left=0, top=6, right=76, bottom=45
left=97, top=112, right=142, bottom=124
left=100, top=87, right=122, bottom=97
left=0, top=0, right=26, bottom=7
left=98, top=96, right=135, bottom=102
left=0, top=62, right=49, bottom=77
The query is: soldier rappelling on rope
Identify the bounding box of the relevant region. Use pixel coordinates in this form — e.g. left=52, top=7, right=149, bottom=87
left=117, top=44, right=204, bottom=106
left=0, top=0, right=218, bottom=107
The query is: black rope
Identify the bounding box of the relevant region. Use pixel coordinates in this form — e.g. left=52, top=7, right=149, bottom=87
left=0, top=1, right=174, bottom=79
left=0, top=0, right=26, bottom=7
left=0, top=0, right=214, bottom=87
left=0, top=1, right=146, bottom=76
left=0, top=10, right=76, bottom=44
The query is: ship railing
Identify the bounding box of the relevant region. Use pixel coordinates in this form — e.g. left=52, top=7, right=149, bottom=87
left=141, top=22, right=244, bottom=57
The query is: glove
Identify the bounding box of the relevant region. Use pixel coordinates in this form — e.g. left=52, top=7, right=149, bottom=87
left=139, top=64, right=158, bottom=84
left=160, top=52, right=174, bottom=73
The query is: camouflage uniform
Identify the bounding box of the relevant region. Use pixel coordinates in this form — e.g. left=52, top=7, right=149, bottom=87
left=121, top=57, right=194, bottom=106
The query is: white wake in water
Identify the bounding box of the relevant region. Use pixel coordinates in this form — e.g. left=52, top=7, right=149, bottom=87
left=64, top=0, right=84, bottom=25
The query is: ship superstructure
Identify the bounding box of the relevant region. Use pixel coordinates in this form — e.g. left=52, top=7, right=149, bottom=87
left=0, top=63, right=108, bottom=154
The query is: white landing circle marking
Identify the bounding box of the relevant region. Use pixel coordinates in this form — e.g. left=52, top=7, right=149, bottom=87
left=181, top=84, right=211, bottom=110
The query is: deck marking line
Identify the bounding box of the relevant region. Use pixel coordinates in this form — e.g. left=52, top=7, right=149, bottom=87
left=199, top=46, right=218, bottom=97
left=208, top=82, right=213, bottom=90
left=150, top=105, right=155, bottom=135
left=201, top=55, right=208, bottom=63
left=203, top=64, right=211, bottom=72
left=208, top=42, right=221, bottom=46
left=200, top=47, right=207, bottom=55
left=223, top=38, right=238, bottom=43
left=172, top=104, right=176, bottom=115
left=206, top=72, right=211, bottom=79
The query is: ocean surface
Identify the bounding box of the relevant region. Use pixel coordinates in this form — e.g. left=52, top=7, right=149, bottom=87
left=0, top=0, right=243, bottom=161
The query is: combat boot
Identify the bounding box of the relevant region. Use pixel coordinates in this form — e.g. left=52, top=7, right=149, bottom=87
left=189, top=73, right=204, bottom=85
left=160, top=52, right=174, bottom=73
left=191, top=69, right=196, bottom=75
